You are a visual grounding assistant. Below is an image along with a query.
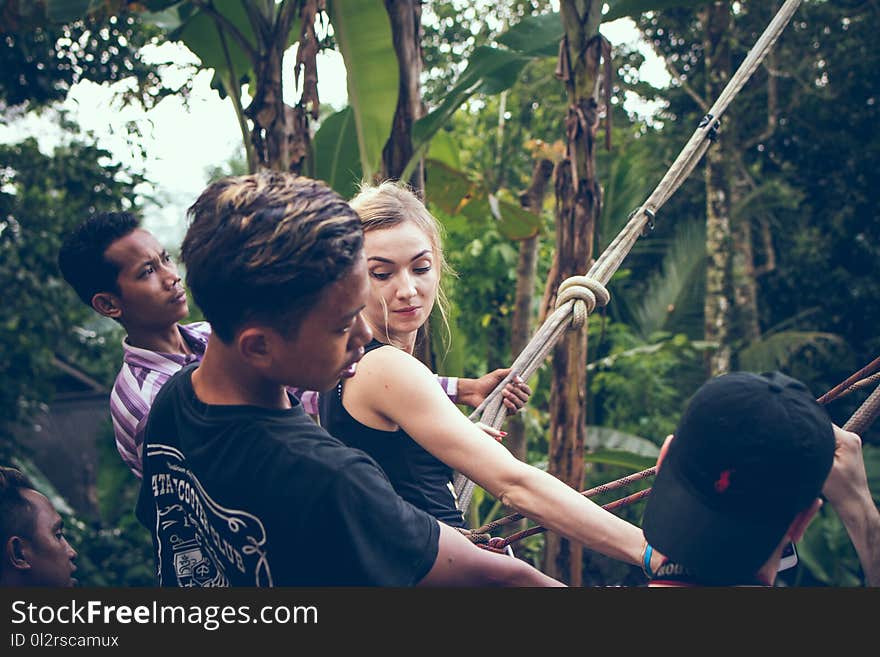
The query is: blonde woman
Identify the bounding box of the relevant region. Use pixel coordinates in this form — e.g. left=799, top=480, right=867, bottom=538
left=321, top=181, right=660, bottom=573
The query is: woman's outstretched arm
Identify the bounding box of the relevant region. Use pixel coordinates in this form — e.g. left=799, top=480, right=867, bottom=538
left=344, top=346, right=659, bottom=571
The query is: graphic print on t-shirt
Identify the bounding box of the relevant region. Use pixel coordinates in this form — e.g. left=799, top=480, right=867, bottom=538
left=145, top=443, right=273, bottom=586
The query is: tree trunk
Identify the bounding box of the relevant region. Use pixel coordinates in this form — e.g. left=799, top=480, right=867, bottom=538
left=383, top=0, right=433, bottom=368
left=244, top=2, right=309, bottom=173
left=732, top=177, right=761, bottom=344
left=702, top=2, right=734, bottom=376
left=731, top=7, right=782, bottom=346
left=247, top=44, right=291, bottom=170
left=508, top=159, right=553, bottom=459
left=382, top=0, right=425, bottom=192
left=543, top=0, right=603, bottom=586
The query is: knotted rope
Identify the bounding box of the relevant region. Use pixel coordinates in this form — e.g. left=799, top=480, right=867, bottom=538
left=555, top=276, right=611, bottom=330
left=454, top=0, right=806, bottom=512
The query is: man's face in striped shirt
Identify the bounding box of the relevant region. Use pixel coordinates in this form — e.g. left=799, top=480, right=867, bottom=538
left=99, top=228, right=190, bottom=331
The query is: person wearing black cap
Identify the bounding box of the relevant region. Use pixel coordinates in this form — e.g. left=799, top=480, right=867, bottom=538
left=641, top=371, right=837, bottom=586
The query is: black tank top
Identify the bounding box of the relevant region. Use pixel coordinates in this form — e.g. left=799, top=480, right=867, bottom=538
left=320, top=339, right=466, bottom=528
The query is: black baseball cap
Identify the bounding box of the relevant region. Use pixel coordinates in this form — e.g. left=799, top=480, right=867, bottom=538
left=642, top=371, right=834, bottom=584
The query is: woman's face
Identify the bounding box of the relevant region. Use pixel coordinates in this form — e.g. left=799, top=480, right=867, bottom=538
left=363, top=221, right=439, bottom=345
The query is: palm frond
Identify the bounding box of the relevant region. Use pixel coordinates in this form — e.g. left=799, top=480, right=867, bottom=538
left=584, top=425, right=660, bottom=456
left=731, top=177, right=803, bottom=221
left=736, top=331, right=846, bottom=372
left=596, top=138, right=662, bottom=250
left=12, top=455, right=74, bottom=515
left=630, top=218, right=706, bottom=339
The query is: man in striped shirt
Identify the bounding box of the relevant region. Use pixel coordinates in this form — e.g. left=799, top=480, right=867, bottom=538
left=59, top=213, right=527, bottom=478
left=109, top=319, right=464, bottom=478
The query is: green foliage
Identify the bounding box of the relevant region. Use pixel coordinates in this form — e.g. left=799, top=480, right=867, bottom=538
left=595, top=131, right=665, bottom=249
left=496, top=11, right=561, bottom=57
left=68, top=422, right=154, bottom=586
left=327, top=0, right=399, bottom=181
left=421, top=1, right=556, bottom=104
left=0, top=136, right=142, bottom=435
left=426, top=130, right=462, bottom=170
left=759, top=2, right=880, bottom=384
left=636, top=1, right=880, bottom=407
left=438, top=203, right=523, bottom=376
left=0, top=8, right=173, bottom=577
left=424, top=158, right=543, bottom=240
left=797, top=505, right=867, bottom=587
left=737, top=331, right=847, bottom=374
left=169, top=0, right=258, bottom=94
left=589, top=322, right=705, bottom=440
left=310, top=107, right=362, bottom=199
left=408, top=4, right=574, bottom=181
left=204, top=149, right=249, bottom=183
left=411, top=46, right=531, bottom=172
left=10, top=454, right=74, bottom=516
left=604, top=0, right=710, bottom=23
left=626, top=218, right=706, bottom=339
left=730, top=177, right=802, bottom=223
left=65, top=503, right=155, bottom=587
left=440, top=55, right=566, bottom=191
left=792, top=445, right=880, bottom=587
left=2, top=4, right=172, bottom=111
left=583, top=426, right=659, bottom=471
left=53, top=1, right=399, bottom=182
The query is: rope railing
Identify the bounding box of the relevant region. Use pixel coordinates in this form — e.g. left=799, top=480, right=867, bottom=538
left=843, top=381, right=880, bottom=434
left=836, top=372, right=880, bottom=400
left=816, top=354, right=880, bottom=405
left=466, top=359, right=880, bottom=551
left=470, top=463, right=657, bottom=537
left=454, top=0, right=806, bottom=512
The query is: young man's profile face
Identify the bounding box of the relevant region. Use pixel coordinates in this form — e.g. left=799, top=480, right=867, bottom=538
left=268, top=253, right=372, bottom=393
left=101, top=229, right=189, bottom=329
left=18, top=490, right=78, bottom=587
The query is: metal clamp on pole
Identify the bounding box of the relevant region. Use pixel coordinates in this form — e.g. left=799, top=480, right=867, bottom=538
left=698, top=113, right=721, bottom=142
left=638, top=207, right=657, bottom=236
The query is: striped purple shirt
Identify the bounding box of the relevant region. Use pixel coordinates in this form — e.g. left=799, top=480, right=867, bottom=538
left=110, top=321, right=459, bottom=478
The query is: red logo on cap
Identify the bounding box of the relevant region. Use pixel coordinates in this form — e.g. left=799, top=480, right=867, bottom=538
left=714, top=468, right=734, bottom=493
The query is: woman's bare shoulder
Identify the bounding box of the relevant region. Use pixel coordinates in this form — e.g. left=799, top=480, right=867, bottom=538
left=358, top=343, right=433, bottom=378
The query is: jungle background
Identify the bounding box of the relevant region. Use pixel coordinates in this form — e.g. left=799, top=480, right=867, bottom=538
left=1, top=0, right=877, bottom=587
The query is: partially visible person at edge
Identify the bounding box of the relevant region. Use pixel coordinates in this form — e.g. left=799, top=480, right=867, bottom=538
left=641, top=370, right=880, bottom=587
left=821, top=423, right=880, bottom=586
left=319, top=181, right=663, bottom=575
left=135, top=171, right=562, bottom=586
left=58, top=213, right=529, bottom=479
left=0, top=466, right=78, bottom=587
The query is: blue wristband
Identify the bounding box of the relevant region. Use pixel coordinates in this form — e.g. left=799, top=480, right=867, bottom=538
left=642, top=543, right=654, bottom=578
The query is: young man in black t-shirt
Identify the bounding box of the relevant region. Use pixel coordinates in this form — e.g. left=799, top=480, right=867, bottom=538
left=136, top=172, right=561, bottom=587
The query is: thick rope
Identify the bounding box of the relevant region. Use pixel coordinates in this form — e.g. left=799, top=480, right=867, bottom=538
left=471, top=464, right=656, bottom=536
left=453, top=0, right=806, bottom=512
left=816, top=355, right=880, bottom=405
left=835, top=372, right=880, bottom=400
left=498, top=489, right=653, bottom=547
left=843, top=381, right=880, bottom=434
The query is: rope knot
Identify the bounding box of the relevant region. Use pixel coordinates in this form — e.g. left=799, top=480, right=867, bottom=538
left=555, top=276, right=610, bottom=330
left=461, top=529, right=491, bottom=544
